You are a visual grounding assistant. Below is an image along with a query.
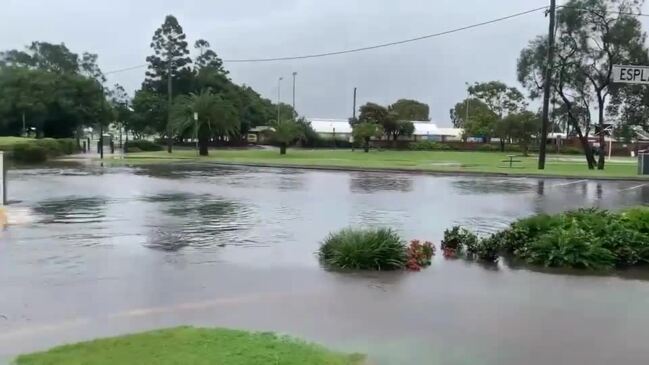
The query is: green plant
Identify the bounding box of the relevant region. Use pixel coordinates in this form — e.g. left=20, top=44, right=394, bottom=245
left=56, top=138, right=79, bottom=154
left=441, top=226, right=478, bottom=258
left=521, top=226, right=616, bottom=270
left=11, top=143, right=48, bottom=163
left=477, top=143, right=500, bottom=152
left=126, top=140, right=163, bottom=152
left=499, top=213, right=563, bottom=254
left=621, top=207, right=649, bottom=234
left=474, top=236, right=501, bottom=263
left=319, top=228, right=407, bottom=270
left=409, top=140, right=452, bottom=151
left=33, top=138, right=64, bottom=156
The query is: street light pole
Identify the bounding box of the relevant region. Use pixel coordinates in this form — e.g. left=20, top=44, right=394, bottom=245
left=277, top=76, right=283, bottom=123
left=194, top=112, right=199, bottom=156
left=292, top=72, right=297, bottom=112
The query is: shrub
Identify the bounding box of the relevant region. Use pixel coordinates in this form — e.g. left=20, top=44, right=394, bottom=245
left=521, top=226, right=617, bottom=270
left=319, top=228, right=407, bottom=270
left=450, top=207, right=649, bottom=270
left=477, top=143, right=500, bottom=152
left=33, top=138, right=64, bottom=157
left=441, top=226, right=478, bottom=258
left=473, top=236, right=501, bottom=263
left=125, top=140, right=163, bottom=152
left=406, top=240, right=435, bottom=271
left=621, top=207, right=649, bottom=234
left=12, top=143, right=48, bottom=163
left=559, top=147, right=583, bottom=155
left=409, top=141, right=453, bottom=151
left=56, top=138, right=79, bottom=154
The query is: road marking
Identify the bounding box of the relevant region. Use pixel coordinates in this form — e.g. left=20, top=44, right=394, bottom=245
left=621, top=184, right=647, bottom=192
left=550, top=180, right=587, bottom=187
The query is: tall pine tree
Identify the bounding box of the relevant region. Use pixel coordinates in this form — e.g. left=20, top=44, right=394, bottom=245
left=144, top=15, right=192, bottom=152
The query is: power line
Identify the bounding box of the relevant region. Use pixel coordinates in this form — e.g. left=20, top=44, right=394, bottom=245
left=224, top=6, right=549, bottom=63
left=103, top=5, right=649, bottom=75
left=104, top=6, right=549, bottom=75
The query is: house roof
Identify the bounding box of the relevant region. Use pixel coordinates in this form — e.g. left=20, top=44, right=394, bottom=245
left=308, top=118, right=463, bottom=137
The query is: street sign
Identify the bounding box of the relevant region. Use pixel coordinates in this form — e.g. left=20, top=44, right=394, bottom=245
left=612, top=65, right=649, bottom=84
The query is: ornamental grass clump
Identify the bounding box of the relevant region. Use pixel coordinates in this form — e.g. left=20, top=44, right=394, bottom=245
left=319, top=228, right=407, bottom=270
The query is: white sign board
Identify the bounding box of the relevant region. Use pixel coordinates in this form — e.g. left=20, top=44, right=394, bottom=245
left=613, top=65, right=649, bottom=84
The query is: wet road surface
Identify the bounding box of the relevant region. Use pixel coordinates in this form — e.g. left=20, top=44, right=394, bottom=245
left=1, top=163, right=649, bottom=364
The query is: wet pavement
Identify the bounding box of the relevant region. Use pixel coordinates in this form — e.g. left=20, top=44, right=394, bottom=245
left=1, top=163, right=649, bottom=364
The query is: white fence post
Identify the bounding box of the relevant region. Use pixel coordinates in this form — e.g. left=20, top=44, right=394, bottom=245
left=0, top=151, right=5, bottom=205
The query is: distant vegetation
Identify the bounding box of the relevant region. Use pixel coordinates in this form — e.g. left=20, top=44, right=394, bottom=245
left=14, top=326, right=365, bottom=365
left=0, top=137, right=78, bottom=163
left=124, top=139, right=163, bottom=153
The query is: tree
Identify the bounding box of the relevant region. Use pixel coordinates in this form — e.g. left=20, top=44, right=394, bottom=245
left=389, top=99, right=430, bottom=121
left=467, top=81, right=526, bottom=150
left=144, top=15, right=192, bottom=153
left=109, top=84, right=132, bottom=146
left=130, top=90, right=167, bottom=138
left=449, top=98, right=492, bottom=129
left=271, top=118, right=303, bottom=155
left=194, top=39, right=228, bottom=75
left=352, top=122, right=383, bottom=152
left=171, top=90, right=238, bottom=156
left=357, top=102, right=389, bottom=125
left=501, top=111, right=541, bottom=156
left=520, top=0, right=648, bottom=170
left=1, top=42, right=80, bottom=73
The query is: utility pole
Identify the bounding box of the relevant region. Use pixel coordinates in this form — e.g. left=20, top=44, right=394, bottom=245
left=277, top=76, right=283, bottom=123
left=292, top=72, right=297, bottom=113
left=167, top=57, right=173, bottom=154
left=538, top=0, right=556, bottom=170
left=352, top=87, right=357, bottom=120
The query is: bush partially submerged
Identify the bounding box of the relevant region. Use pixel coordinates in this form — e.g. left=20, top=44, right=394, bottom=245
left=451, top=207, right=649, bottom=270
left=319, top=228, right=407, bottom=270
left=406, top=240, right=435, bottom=271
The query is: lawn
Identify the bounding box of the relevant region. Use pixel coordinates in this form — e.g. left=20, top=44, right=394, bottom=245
left=122, top=148, right=646, bottom=179
left=13, top=327, right=364, bottom=365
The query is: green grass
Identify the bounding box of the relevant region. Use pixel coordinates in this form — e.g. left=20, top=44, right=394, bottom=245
left=121, top=148, right=646, bottom=179
left=13, top=326, right=365, bottom=365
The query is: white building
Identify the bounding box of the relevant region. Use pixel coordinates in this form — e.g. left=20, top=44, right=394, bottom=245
left=308, top=118, right=462, bottom=142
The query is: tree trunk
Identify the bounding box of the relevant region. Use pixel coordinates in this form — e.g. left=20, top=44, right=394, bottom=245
left=199, top=135, right=209, bottom=156
left=500, top=139, right=505, bottom=152
left=364, top=138, right=370, bottom=153
left=392, top=134, right=398, bottom=149
left=574, top=126, right=596, bottom=170
left=280, top=143, right=287, bottom=155
left=597, top=98, right=606, bottom=170
left=167, top=134, right=173, bottom=154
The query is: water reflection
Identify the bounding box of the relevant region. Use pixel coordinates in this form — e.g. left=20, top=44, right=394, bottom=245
left=34, top=197, right=108, bottom=224
left=350, top=173, right=413, bottom=193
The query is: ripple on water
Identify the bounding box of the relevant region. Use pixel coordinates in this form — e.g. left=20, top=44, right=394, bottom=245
left=34, top=197, right=108, bottom=224
left=452, top=179, right=533, bottom=195
left=142, top=192, right=255, bottom=251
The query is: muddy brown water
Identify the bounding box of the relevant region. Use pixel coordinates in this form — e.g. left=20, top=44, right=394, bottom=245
left=1, top=163, right=649, bottom=364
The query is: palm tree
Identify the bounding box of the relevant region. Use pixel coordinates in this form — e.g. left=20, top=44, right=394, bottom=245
left=171, top=90, right=238, bottom=156
left=271, top=118, right=303, bottom=155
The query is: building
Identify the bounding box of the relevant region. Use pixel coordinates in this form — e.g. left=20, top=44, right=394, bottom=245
left=308, top=118, right=463, bottom=142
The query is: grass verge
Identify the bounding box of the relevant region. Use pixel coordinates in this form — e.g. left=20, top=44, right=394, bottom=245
left=121, top=149, right=647, bottom=179
left=13, top=326, right=365, bottom=365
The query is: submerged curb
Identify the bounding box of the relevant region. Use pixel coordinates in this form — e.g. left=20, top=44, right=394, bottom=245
left=119, top=158, right=649, bottom=182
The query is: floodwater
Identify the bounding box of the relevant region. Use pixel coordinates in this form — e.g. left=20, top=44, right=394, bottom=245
left=1, top=163, right=649, bottom=365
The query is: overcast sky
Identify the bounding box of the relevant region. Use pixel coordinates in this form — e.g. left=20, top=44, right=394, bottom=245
left=2, top=0, right=649, bottom=126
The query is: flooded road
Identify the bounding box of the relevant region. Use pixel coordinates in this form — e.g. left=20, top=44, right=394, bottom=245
left=1, top=163, right=649, bottom=364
